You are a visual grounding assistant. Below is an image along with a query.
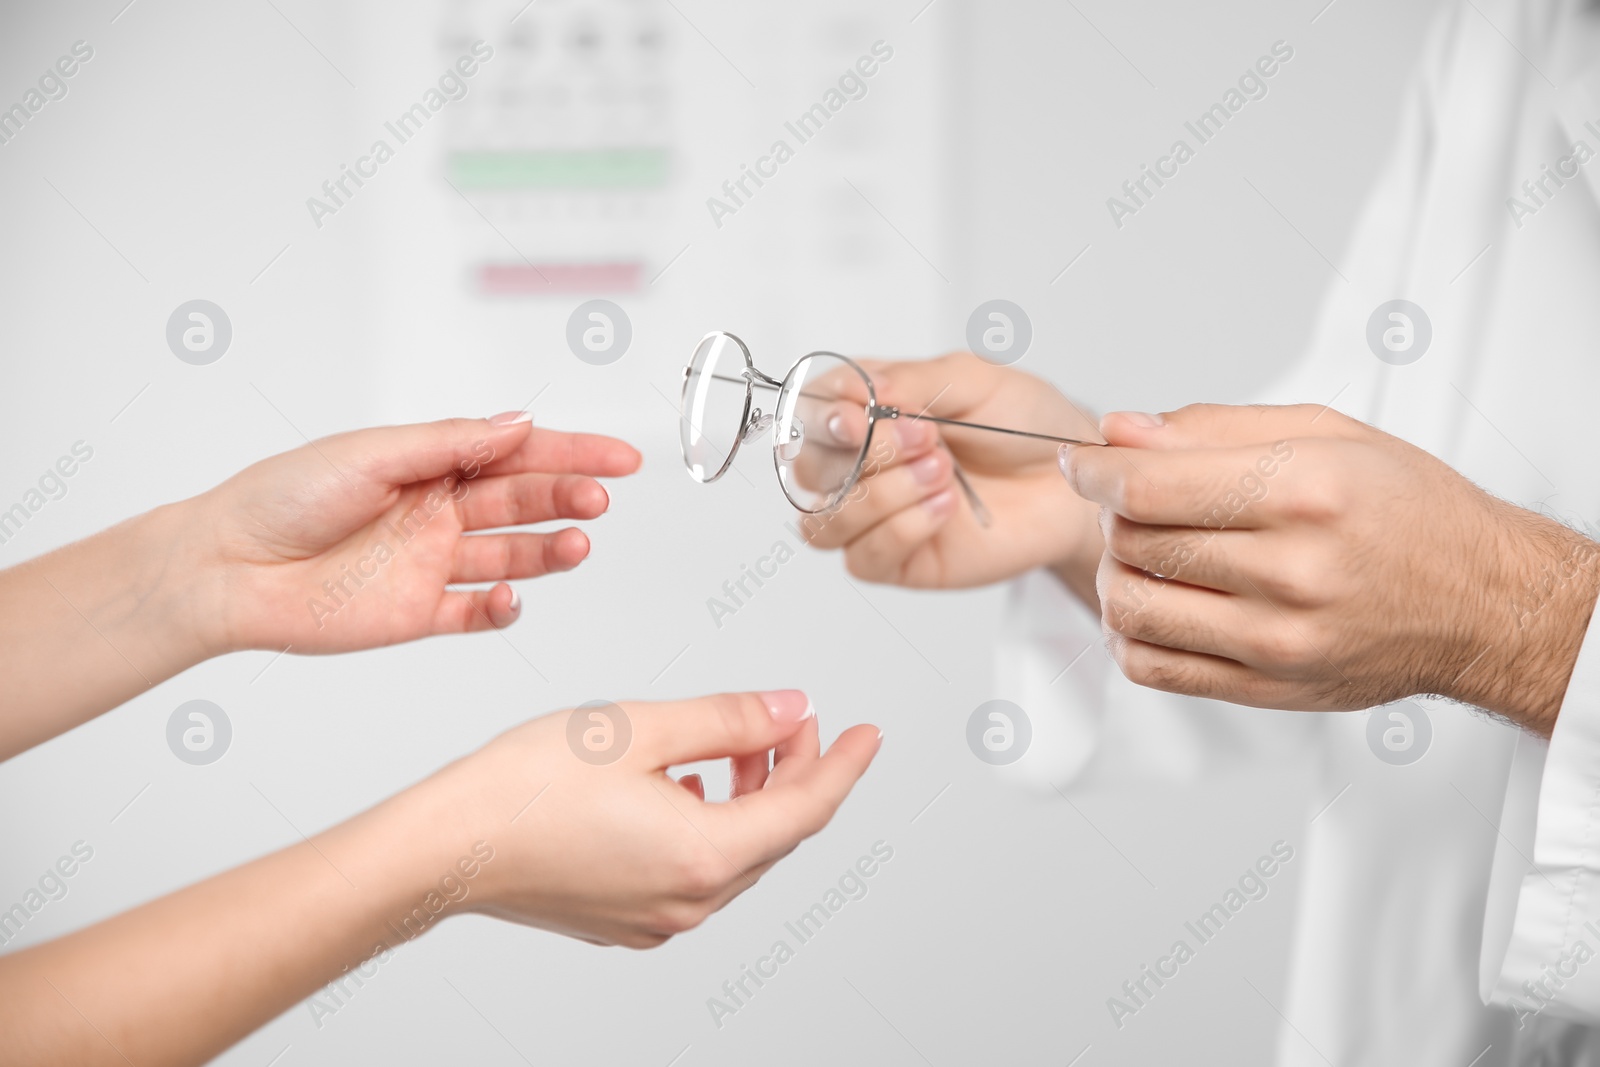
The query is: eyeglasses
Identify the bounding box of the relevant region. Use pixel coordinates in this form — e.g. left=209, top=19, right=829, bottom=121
left=677, top=331, right=1096, bottom=517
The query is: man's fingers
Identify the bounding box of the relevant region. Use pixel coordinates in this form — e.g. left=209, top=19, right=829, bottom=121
left=450, top=529, right=590, bottom=582
left=456, top=473, right=610, bottom=531
left=636, top=691, right=815, bottom=768
left=804, top=448, right=954, bottom=549
left=328, top=416, right=535, bottom=488
left=1106, top=633, right=1316, bottom=709
left=1100, top=403, right=1360, bottom=451
left=1063, top=443, right=1295, bottom=527
left=1098, top=556, right=1258, bottom=662
left=1100, top=513, right=1263, bottom=595
left=478, top=426, right=643, bottom=479
left=713, top=724, right=882, bottom=870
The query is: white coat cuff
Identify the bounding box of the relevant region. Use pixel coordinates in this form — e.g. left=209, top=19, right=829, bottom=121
left=1482, top=607, right=1600, bottom=1025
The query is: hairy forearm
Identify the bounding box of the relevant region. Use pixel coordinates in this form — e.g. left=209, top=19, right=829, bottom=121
left=0, top=501, right=221, bottom=758
left=1446, top=503, right=1600, bottom=736
left=0, top=790, right=450, bottom=1067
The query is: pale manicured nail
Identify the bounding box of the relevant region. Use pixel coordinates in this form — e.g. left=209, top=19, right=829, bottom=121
left=507, top=587, right=521, bottom=613
left=490, top=410, right=532, bottom=425
left=910, top=452, right=945, bottom=485
left=1112, top=410, right=1163, bottom=428
left=759, top=690, right=810, bottom=723
left=923, top=487, right=958, bottom=518
left=1058, top=444, right=1078, bottom=487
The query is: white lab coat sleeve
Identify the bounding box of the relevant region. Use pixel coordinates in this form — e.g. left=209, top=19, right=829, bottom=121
left=1482, top=607, right=1600, bottom=1024
left=994, top=568, right=1113, bottom=789
left=996, top=569, right=1320, bottom=794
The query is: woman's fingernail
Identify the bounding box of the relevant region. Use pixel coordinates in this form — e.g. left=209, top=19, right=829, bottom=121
left=490, top=410, right=532, bottom=425
left=507, top=587, right=521, bottom=613
left=1058, top=444, right=1078, bottom=486
left=759, top=690, right=811, bottom=723
left=1112, top=411, right=1163, bottom=428
left=910, top=452, right=945, bottom=485
left=923, top=487, right=958, bottom=518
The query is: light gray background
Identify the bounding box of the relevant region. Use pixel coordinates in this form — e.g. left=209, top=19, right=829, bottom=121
left=0, top=1, right=1444, bottom=1063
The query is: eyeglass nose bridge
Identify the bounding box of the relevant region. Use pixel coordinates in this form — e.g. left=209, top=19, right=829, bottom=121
left=743, top=366, right=784, bottom=389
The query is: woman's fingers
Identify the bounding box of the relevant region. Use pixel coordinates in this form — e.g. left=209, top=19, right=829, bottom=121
left=730, top=751, right=771, bottom=798
left=431, top=583, right=521, bottom=633
left=449, top=529, right=590, bottom=582
left=455, top=473, right=610, bottom=531
left=767, top=711, right=820, bottom=788
left=328, top=416, right=535, bottom=487
left=678, top=773, right=706, bottom=801
left=712, top=724, right=882, bottom=870
left=478, top=426, right=642, bottom=479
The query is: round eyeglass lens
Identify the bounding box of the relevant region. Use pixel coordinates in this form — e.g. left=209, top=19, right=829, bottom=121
left=681, top=332, right=752, bottom=482
left=773, top=353, right=874, bottom=512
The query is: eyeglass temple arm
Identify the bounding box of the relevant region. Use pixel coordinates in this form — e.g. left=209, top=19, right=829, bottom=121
left=876, top=407, right=1100, bottom=448
left=711, top=373, right=1099, bottom=447
left=875, top=407, right=1101, bottom=530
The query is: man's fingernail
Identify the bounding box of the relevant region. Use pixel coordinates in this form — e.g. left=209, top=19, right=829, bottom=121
left=490, top=410, right=532, bottom=425
left=759, top=690, right=811, bottom=723
left=1112, top=411, right=1163, bottom=428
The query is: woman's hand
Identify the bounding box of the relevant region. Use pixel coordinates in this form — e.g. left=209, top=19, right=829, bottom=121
left=417, top=690, right=882, bottom=947
left=0, top=691, right=880, bottom=1065
left=801, top=354, right=1103, bottom=601
left=187, top=413, right=641, bottom=654
left=0, top=413, right=640, bottom=759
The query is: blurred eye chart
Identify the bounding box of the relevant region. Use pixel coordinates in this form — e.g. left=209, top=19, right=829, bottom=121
left=344, top=0, right=952, bottom=426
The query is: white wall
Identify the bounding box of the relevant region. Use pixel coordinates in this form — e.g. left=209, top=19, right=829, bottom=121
left=0, top=1, right=1442, bottom=1064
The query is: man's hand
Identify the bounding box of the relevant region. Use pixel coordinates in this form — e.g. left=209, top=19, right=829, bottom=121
left=1061, top=404, right=1600, bottom=735
left=802, top=353, right=1103, bottom=598
left=189, top=413, right=641, bottom=654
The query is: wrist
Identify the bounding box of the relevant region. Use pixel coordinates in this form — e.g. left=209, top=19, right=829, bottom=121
left=1446, top=503, right=1600, bottom=735
left=1048, top=498, right=1105, bottom=610
left=315, top=782, right=486, bottom=958
left=47, top=500, right=231, bottom=675
left=141, top=498, right=239, bottom=661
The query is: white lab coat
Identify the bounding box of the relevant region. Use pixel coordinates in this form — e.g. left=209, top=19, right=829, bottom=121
left=1003, top=1, right=1600, bottom=1063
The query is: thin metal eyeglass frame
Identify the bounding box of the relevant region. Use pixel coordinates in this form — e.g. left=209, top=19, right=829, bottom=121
left=679, top=331, right=1099, bottom=516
